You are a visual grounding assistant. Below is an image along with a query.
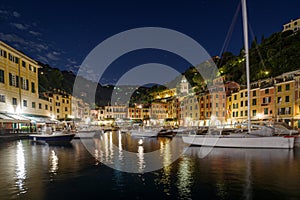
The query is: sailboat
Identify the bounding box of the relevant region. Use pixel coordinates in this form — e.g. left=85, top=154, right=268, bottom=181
left=182, top=0, right=295, bottom=149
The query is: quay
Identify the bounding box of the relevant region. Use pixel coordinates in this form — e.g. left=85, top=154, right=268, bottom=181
left=0, top=133, right=30, bottom=142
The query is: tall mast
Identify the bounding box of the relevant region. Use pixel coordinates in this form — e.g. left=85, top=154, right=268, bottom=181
left=241, top=0, right=251, bottom=133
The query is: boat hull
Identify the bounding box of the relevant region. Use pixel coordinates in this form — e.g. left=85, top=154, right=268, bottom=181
left=29, top=133, right=75, bottom=144
left=182, top=135, right=294, bottom=149
left=130, top=130, right=158, bottom=137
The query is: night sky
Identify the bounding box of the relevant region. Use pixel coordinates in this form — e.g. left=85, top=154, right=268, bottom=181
left=0, top=0, right=299, bottom=85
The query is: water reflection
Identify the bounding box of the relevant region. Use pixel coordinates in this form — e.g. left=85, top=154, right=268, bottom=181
left=15, top=141, right=26, bottom=194
left=82, top=131, right=188, bottom=173
left=177, top=156, right=193, bottom=199
left=184, top=147, right=295, bottom=199
left=49, top=150, right=59, bottom=174
left=137, top=145, right=145, bottom=173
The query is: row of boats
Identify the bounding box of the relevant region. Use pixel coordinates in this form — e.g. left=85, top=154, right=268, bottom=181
left=29, top=123, right=300, bottom=149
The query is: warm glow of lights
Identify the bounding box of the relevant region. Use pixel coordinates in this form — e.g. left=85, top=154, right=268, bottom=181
left=137, top=146, right=145, bottom=172
left=16, top=141, right=26, bottom=193
left=257, top=113, right=263, bottom=119
left=138, top=139, right=143, bottom=145
left=49, top=150, right=58, bottom=173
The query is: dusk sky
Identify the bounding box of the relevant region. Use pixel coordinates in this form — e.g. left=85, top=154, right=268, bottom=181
left=0, top=0, right=299, bottom=85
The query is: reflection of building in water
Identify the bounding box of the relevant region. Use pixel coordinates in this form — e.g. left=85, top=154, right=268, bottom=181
left=49, top=150, right=58, bottom=174
left=137, top=146, right=145, bottom=173
left=177, top=156, right=193, bottom=199
left=16, top=141, right=26, bottom=193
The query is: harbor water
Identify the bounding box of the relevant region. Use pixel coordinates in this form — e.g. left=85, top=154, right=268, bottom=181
left=0, top=131, right=300, bottom=200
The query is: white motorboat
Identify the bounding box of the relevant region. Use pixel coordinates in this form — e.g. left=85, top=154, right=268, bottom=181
left=130, top=127, right=159, bottom=137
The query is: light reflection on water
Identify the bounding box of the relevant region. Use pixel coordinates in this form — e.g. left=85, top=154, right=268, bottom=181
left=15, top=140, right=26, bottom=194
left=49, top=150, right=58, bottom=174
left=0, top=133, right=300, bottom=199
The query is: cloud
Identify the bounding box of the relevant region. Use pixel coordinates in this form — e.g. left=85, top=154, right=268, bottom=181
left=0, top=10, right=21, bottom=18
left=46, top=52, right=60, bottom=61
left=10, top=23, right=29, bottom=30
left=12, top=11, right=21, bottom=18
left=36, top=55, right=48, bottom=63
left=29, top=30, right=41, bottom=36
left=67, top=58, right=77, bottom=65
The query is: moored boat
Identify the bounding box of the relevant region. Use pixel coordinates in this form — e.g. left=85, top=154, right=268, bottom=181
left=182, top=133, right=295, bottom=149
left=130, top=127, right=159, bottom=137
left=29, top=132, right=75, bottom=144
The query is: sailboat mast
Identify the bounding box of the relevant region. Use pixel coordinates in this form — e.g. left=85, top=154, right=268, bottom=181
left=241, top=0, right=251, bottom=133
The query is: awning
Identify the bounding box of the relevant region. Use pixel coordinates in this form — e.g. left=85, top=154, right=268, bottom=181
left=21, top=115, right=58, bottom=124
left=0, top=113, right=30, bottom=123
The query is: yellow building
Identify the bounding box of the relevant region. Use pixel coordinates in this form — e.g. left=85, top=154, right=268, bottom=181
left=0, top=41, right=48, bottom=116
left=275, top=73, right=296, bottom=126
left=152, top=88, right=176, bottom=100
left=283, top=18, right=300, bottom=32
left=180, top=94, right=200, bottom=126
left=150, top=101, right=167, bottom=125
left=44, top=90, right=72, bottom=120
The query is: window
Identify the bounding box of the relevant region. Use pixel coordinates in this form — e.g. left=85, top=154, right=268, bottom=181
left=216, top=103, right=218, bottom=108
left=12, top=97, right=17, bottom=105
left=252, top=110, right=257, bottom=117
left=0, top=69, right=4, bottom=83
left=9, top=73, right=18, bottom=87
left=245, top=92, right=248, bottom=97
left=216, top=94, right=219, bottom=99
left=0, top=94, right=5, bottom=103
left=45, top=105, right=48, bottom=110
left=286, top=84, right=290, bottom=91
left=240, top=101, right=243, bottom=107
left=0, top=49, right=7, bottom=58
left=277, top=97, right=282, bottom=104
left=39, top=103, right=42, bottom=109
left=240, top=92, right=243, bottom=98
left=32, top=102, right=36, bottom=108
left=23, top=100, right=27, bottom=107
left=278, top=86, right=282, bottom=92
left=62, top=99, right=65, bottom=103
left=245, top=110, right=248, bottom=116
left=31, top=82, right=35, bottom=93
left=22, top=61, right=26, bottom=68
left=65, top=107, right=68, bottom=112
left=252, top=99, right=257, bottom=106
left=21, top=77, right=29, bottom=90
left=241, top=111, right=243, bottom=117
left=57, top=109, right=60, bottom=113
left=253, top=91, right=256, bottom=97
left=265, top=89, right=269, bottom=94
left=50, top=106, right=52, bottom=111
left=234, top=95, right=237, bottom=100
left=263, top=97, right=271, bottom=104
left=264, top=108, right=268, bottom=115
left=285, top=96, right=289, bottom=102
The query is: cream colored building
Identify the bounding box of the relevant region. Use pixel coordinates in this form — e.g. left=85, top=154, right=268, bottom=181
left=283, top=18, right=300, bottom=32
left=0, top=41, right=48, bottom=117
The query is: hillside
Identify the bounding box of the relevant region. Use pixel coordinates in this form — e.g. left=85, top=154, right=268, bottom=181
left=38, top=30, right=300, bottom=105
